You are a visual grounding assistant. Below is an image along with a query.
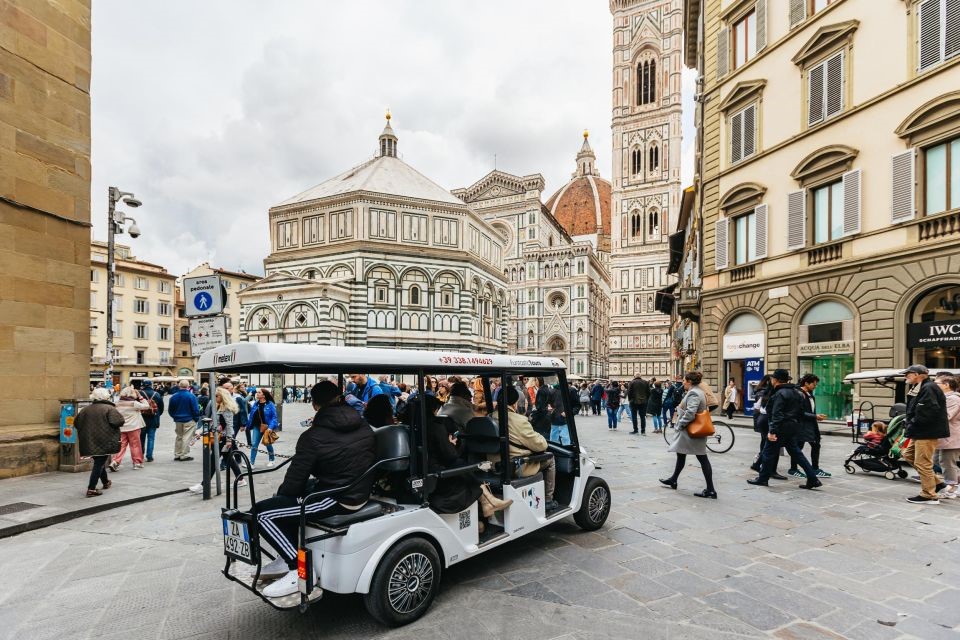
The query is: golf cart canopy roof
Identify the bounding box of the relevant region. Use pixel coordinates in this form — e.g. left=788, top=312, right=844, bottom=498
left=197, top=342, right=567, bottom=375
left=843, top=368, right=960, bottom=383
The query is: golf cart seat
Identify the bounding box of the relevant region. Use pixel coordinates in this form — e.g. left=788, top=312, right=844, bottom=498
left=309, top=424, right=410, bottom=528
left=462, top=417, right=503, bottom=490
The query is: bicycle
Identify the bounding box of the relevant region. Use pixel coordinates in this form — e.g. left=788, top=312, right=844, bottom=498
left=662, top=418, right=736, bottom=454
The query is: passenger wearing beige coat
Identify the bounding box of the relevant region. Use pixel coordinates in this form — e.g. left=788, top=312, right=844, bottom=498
left=492, top=386, right=558, bottom=510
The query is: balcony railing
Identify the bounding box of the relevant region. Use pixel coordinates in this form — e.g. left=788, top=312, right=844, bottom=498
left=807, top=242, right=843, bottom=266
left=919, top=210, right=960, bottom=241
left=729, top=264, right=755, bottom=283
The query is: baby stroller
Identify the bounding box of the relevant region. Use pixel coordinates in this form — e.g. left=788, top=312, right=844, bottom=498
left=843, top=407, right=911, bottom=480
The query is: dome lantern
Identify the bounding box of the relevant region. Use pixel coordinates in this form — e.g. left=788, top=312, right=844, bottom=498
left=379, top=109, right=398, bottom=158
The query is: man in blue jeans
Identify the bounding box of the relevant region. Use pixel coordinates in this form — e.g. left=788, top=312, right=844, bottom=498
left=748, top=369, right=822, bottom=490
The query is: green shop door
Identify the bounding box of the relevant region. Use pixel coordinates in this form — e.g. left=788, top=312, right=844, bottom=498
left=799, top=355, right=854, bottom=420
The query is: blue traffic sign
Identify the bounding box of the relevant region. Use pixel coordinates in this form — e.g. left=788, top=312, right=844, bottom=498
left=194, top=291, right=213, bottom=311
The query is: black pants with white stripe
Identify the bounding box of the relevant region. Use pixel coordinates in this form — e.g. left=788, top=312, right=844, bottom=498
left=255, top=494, right=349, bottom=568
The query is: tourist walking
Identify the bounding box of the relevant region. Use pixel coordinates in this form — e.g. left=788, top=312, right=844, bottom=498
left=902, top=365, right=949, bottom=504
left=138, top=379, right=163, bottom=463
left=168, top=379, right=200, bottom=461
left=110, top=386, right=148, bottom=471
left=935, top=373, right=960, bottom=500
left=248, top=387, right=279, bottom=467
left=76, top=387, right=123, bottom=497
left=723, top=379, right=738, bottom=419
left=190, top=387, right=245, bottom=493
left=749, top=375, right=783, bottom=478
left=789, top=374, right=830, bottom=478
left=748, top=369, right=821, bottom=489
left=659, top=371, right=716, bottom=498
left=590, top=380, right=603, bottom=415
left=627, top=374, right=650, bottom=435
left=604, top=380, right=622, bottom=429
left=648, top=380, right=663, bottom=433
left=579, top=383, right=591, bottom=415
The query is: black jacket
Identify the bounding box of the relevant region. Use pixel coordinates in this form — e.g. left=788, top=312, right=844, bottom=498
left=767, top=383, right=805, bottom=439
left=278, top=403, right=376, bottom=504
left=752, top=386, right=770, bottom=433
left=627, top=378, right=650, bottom=404
left=799, top=389, right=820, bottom=443
left=647, top=386, right=663, bottom=414
left=605, top=385, right=622, bottom=408
left=76, top=401, right=123, bottom=456
left=905, top=378, right=949, bottom=440
left=426, top=415, right=481, bottom=514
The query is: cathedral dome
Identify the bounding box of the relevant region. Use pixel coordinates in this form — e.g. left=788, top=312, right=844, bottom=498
left=545, top=132, right=612, bottom=240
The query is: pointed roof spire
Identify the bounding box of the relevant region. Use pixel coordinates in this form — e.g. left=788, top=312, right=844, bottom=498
left=379, top=108, right=397, bottom=158
left=575, top=129, right=598, bottom=177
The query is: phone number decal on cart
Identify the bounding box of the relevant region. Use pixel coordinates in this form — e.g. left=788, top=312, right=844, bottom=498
left=438, top=356, right=494, bottom=365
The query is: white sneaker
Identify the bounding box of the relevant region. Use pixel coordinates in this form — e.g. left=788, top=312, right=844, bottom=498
left=259, top=557, right=290, bottom=579
left=188, top=483, right=203, bottom=494
left=236, top=478, right=247, bottom=488
left=940, top=489, right=958, bottom=500
left=267, top=461, right=275, bottom=468
left=262, top=569, right=299, bottom=598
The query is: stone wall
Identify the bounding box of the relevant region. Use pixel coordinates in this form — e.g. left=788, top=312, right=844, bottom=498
left=0, top=0, right=92, bottom=478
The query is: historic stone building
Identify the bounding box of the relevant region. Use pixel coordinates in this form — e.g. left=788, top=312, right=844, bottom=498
left=1, top=1, right=92, bottom=477
left=609, top=0, right=685, bottom=380
left=453, top=134, right=612, bottom=378
left=684, top=0, right=960, bottom=418
left=238, top=115, right=508, bottom=385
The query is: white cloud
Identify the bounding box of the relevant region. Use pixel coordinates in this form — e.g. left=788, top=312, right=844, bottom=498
left=92, top=1, right=694, bottom=275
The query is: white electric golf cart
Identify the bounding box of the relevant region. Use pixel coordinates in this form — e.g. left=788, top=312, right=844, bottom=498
left=197, top=343, right=611, bottom=627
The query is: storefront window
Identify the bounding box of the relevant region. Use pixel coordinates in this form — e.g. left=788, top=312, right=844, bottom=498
left=908, top=285, right=960, bottom=369
left=722, top=313, right=765, bottom=417
left=797, top=301, right=854, bottom=420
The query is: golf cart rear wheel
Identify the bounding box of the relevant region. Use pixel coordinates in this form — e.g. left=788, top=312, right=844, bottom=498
left=364, top=537, right=441, bottom=627
left=574, top=477, right=611, bottom=531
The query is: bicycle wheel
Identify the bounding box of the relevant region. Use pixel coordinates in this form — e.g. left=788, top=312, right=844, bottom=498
left=662, top=425, right=680, bottom=446
left=706, top=421, right=735, bottom=454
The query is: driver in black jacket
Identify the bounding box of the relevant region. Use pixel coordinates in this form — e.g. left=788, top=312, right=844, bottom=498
left=748, top=369, right=822, bottom=490
left=256, top=381, right=376, bottom=597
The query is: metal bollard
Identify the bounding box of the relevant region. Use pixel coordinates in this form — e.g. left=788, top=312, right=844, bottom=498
left=201, top=417, right=212, bottom=500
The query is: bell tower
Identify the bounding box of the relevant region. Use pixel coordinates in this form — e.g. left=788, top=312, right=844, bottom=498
left=608, top=0, right=683, bottom=379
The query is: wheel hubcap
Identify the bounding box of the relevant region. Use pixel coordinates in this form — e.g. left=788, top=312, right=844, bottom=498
left=588, top=486, right=609, bottom=523
left=387, top=552, right=434, bottom=614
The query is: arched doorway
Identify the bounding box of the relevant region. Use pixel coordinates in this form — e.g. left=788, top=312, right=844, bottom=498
left=722, top=312, right=765, bottom=417
left=796, top=300, right=855, bottom=420
left=907, top=284, right=960, bottom=369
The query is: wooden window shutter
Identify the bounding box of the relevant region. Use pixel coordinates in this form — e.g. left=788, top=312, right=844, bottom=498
left=841, top=169, right=861, bottom=235
left=715, top=217, right=729, bottom=270
left=918, top=0, right=943, bottom=70
left=787, top=190, right=807, bottom=251
left=808, top=63, right=825, bottom=126
left=841, top=318, right=854, bottom=341
left=789, top=0, right=806, bottom=28
left=824, top=51, right=844, bottom=119
left=717, top=28, right=729, bottom=79
left=754, top=204, right=768, bottom=259
left=756, top=0, right=767, bottom=51
left=731, top=111, right=743, bottom=163
left=946, top=0, right=960, bottom=59
left=743, top=104, right=756, bottom=158
left=891, top=149, right=916, bottom=223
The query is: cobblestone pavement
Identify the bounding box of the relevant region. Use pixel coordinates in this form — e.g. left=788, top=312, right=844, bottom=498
left=1, top=407, right=958, bottom=640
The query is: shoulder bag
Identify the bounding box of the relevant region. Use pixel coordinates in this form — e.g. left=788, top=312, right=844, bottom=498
left=686, top=410, right=715, bottom=438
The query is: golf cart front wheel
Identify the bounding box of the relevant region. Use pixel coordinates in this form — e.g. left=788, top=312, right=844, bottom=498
left=574, top=477, right=611, bottom=531
left=364, top=537, right=440, bottom=627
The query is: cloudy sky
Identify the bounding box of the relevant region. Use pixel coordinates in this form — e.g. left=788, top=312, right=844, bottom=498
left=91, top=1, right=695, bottom=276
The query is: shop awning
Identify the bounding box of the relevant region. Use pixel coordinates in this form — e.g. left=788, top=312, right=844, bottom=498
left=655, top=283, right=678, bottom=315
left=667, top=231, right=685, bottom=274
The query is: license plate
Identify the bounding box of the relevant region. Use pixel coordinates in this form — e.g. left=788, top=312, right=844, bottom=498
left=223, top=518, right=253, bottom=563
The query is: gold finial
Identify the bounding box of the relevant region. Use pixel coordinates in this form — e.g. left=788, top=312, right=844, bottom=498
left=385, top=108, right=392, bottom=122
left=583, top=129, right=589, bottom=139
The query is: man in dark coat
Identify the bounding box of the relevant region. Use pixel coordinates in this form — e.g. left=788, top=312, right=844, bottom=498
left=256, top=381, right=376, bottom=597
left=590, top=381, right=604, bottom=415
left=903, top=365, right=949, bottom=504
left=748, top=369, right=821, bottom=490
left=627, top=374, right=651, bottom=435
left=788, top=374, right=829, bottom=479
left=76, top=388, right=124, bottom=496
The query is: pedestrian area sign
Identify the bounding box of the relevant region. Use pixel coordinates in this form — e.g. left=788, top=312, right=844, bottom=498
left=190, top=316, right=229, bottom=357
left=184, top=275, right=225, bottom=317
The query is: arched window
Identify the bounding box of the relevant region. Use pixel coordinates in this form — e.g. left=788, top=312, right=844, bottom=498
left=410, top=285, right=420, bottom=305
left=649, top=144, right=659, bottom=172
left=527, top=331, right=535, bottom=348
left=621, top=297, right=628, bottom=314
left=637, top=57, right=657, bottom=106
left=649, top=60, right=656, bottom=103
left=647, top=209, right=660, bottom=241
left=631, top=147, right=642, bottom=176
left=630, top=213, right=642, bottom=238
left=179, top=325, right=190, bottom=342
left=576, top=328, right=584, bottom=347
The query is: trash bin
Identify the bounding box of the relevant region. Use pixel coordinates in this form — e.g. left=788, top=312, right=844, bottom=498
left=59, top=399, right=92, bottom=472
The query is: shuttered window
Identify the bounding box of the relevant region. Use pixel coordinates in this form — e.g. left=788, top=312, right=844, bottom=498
left=733, top=211, right=757, bottom=265
left=787, top=190, right=807, bottom=250
left=918, top=0, right=960, bottom=72
left=807, top=51, right=844, bottom=126
left=812, top=180, right=844, bottom=244
left=718, top=1, right=766, bottom=77
left=891, top=149, right=916, bottom=223
left=733, top=10, right=757, bottom=70
left=842, top=169, right=862, bottom=235
left=924, top=136, right=960, bottom=215
left=715, top=218, right=729, bottom=270
left=717, top=28, right=729, bottom=78
left=755, top=204, right=768, bottom=259
left=730, top=104, right=757, bottom=164
left=790, top=0, right=806, bottom=27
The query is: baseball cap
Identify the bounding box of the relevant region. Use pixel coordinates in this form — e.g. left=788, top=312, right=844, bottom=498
left=905, top=364, right=929, bottom=375
left=772, top=369, right=792, bottom=382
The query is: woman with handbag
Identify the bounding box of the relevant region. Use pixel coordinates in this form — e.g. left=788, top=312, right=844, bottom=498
left=247, top=387, right=278, bottom=467
left=190, top=387, right=246, bottom=493
left=659, top=371, right=717, bottom=499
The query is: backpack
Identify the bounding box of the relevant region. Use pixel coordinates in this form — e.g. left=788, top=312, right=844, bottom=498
left=140, top=390, right=158, bottom=418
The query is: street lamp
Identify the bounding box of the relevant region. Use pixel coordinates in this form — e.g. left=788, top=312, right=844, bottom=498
left=105, top=186, right=143, bottom=388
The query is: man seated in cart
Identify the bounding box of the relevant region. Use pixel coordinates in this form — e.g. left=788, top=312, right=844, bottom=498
left=496, top=385, right=559, bottom=512
left=255, top=380, right=376, bottom=597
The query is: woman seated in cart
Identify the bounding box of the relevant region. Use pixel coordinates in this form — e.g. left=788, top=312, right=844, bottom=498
left=256, top=381, right=376, bottom=597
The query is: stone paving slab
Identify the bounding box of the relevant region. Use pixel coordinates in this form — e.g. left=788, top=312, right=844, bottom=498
left=0, top=410, right=958, bottom=639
